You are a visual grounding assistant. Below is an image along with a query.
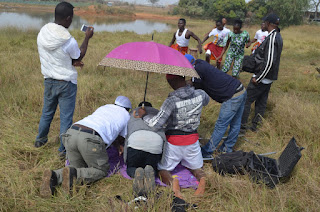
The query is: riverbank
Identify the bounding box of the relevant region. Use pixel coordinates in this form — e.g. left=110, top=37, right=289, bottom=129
left=0, top=2, right=179, bottom=21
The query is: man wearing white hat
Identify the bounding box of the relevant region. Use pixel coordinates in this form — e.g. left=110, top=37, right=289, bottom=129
left=40, top=96, right=132, bottom=197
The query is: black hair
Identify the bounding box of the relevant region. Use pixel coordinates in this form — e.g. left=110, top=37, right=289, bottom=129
left=234, top=19, right=243, bottom=28
left=179, top=18, right=186, bottom=25
left=55, top=1, right=74, bottom=21
left=216, top=19, right=222, bottom=24
left=138, top=101, right=152, bottom=107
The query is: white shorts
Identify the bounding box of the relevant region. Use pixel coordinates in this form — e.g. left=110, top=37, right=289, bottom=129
left=158, top=141, right=203, bottom=171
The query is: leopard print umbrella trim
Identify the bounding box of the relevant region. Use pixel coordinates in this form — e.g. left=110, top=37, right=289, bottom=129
left=98, top=58, right=200, bottom=78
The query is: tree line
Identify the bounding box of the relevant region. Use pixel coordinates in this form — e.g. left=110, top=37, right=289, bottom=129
left=173, top=0, right=318, bottom=26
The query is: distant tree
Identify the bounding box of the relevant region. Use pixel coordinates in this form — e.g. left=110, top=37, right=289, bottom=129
left=247, top=0, right=268, bottom=22
left=178, top=0, right=203, bottom=17
left=202, top=0, right=247, bottom=21
left=149, top=0, right=160, bottom=6
left=310, top=0, right=320, bottom=19
left=267, top=0, right=310, bottom=26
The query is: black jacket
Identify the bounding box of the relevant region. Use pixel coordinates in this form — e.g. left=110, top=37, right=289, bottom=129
left=254, top=29, right=283, bottom=83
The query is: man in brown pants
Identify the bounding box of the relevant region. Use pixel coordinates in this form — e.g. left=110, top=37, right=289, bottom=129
left=40, top=96, right=132, bottom=197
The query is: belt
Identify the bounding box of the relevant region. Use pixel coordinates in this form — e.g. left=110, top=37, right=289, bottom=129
left=232, top=86, right=246, bottom=98
left=71, top=124, right=100, bottom=137
left=234, top=84, right=244, bottom=94
left=45, top=78, right=66, bottom=82
left=166, top=130, right=198, bottom=135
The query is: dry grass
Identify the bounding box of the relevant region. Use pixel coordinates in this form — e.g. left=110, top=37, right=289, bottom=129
left=0, top=19, right=319, bottom=211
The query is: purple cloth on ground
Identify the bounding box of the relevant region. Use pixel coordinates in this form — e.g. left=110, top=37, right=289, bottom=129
left=66, top=146, right=199, bottom=189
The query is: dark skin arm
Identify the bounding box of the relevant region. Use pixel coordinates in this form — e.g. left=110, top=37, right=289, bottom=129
left=168, top=32, right=176, bottom=47
left=72, top=27, right=94, bottom=66
left=133, top=107, right=146, bottom=118
left=246, top=38, right=257, bottom=48
left=186, top=30, right=203, bottom=54
left=201, top=34, right=210, bottom=44
left=251, top=77, right=258, bottom=85
left=216, top=37, right=230, bottom=61
left=112, top=135, right=125, bottom=155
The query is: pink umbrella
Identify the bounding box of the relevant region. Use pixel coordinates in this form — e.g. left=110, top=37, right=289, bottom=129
left=98, top=41, right=199, bottom=78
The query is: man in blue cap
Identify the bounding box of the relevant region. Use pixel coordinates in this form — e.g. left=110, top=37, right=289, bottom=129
left=185, top=54, right=247, bottom=158
left=241, top=13, right=283, bottom=132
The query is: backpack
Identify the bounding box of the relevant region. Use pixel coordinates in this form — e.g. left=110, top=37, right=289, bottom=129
left=242, top=55, right=256, bottom=73
left=212, top=151, right=254, bottom=175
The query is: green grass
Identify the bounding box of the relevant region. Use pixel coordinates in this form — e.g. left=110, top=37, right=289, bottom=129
left=0, top=20, right=320, bottom=211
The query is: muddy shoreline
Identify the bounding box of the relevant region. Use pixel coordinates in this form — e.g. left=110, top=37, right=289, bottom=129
left=0, top=3, right=178, bottom=21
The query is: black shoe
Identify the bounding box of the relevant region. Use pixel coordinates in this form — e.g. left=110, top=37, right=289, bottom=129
left=172, top=196, right=198, bottom=212
left=40, top=169, right=58, bottom=198
left=35, top=141, right=46, bottom=148
left=62, top=167, right=77, bottom=194
left=144, top=165, right=155, bottom=195
left=133, top=167, right=145, bottom=197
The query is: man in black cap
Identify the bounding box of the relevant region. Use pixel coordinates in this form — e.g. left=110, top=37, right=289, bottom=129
left=241, top=13, right=283, bottom=132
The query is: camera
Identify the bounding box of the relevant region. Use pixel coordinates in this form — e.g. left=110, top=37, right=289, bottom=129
left=81, top=24, right=89, bottom=32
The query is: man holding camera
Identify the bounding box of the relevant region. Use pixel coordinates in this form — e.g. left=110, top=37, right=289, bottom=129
left=35, top=1, right=94, bottom=157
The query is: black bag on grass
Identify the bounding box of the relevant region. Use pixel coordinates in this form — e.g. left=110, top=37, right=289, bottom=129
left=212, top=151, right=254, bottom=175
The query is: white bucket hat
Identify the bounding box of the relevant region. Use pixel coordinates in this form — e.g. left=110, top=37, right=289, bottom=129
left=115, top=96, right=132, bottom=109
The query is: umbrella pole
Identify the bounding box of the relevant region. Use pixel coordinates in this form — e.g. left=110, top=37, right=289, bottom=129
left=142, top=34, right=153, bottom=109
left=142, top=72, right=149, bottom=109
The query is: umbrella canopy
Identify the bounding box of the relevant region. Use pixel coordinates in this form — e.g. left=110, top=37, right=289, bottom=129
left=98, top=41, right=199, bottom=78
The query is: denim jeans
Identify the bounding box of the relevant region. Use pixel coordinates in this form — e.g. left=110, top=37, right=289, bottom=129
left=35, top=79, right=77, bottom=152
left=202, top=90, right=247, bottom=155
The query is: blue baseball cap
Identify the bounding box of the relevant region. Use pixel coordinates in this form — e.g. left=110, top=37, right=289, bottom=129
left=185, top=54, right=195, bottom=65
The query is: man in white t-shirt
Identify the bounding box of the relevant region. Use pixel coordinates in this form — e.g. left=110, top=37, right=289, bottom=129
left=35, top=2, right=94, bottom=157
left=40, top=96, right=132, bottom=198
left=246, top=22, right=268, bottom=54
left=202, top=19, right=230, bottom=69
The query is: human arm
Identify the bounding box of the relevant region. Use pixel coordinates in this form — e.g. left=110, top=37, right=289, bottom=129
left=168, top=33, right=176, bottom=47
left=188, top=30, right=203, bottom=54
left=112, top=135, right=125, bottom=155
left=202, top=91, right=210, bottom=106
left=72, top=27, right=94, bottom=64
left=216, top=37, right=230, bottom=61
left=134, top=99, right=174, bottom=129
left=201, top=34, right=210, bottom=44
left=246, top=38, right=257, bottom=48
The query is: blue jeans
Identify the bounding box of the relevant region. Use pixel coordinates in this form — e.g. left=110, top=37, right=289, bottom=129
left=35, top=79, right=77, bottom=152
left=202, top=90, right=247, bottom=155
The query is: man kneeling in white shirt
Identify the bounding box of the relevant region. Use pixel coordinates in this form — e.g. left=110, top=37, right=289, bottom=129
left=40, top=96, right=132, bottom=197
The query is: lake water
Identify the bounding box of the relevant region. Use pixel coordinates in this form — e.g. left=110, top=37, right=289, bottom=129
left=0, top=10, right=172, bottom=34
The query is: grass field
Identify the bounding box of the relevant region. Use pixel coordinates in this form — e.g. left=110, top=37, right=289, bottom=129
left=0, top=16, right=320, bottom=211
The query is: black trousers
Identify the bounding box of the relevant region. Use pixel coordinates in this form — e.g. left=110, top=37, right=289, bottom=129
left=126, top=147, right=162, bottom=178
left=241, top=81, right=272, bottom=127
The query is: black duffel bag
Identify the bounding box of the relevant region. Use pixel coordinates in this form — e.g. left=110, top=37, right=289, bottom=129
left=212, top=151, right=254, bottom=175
left=242, top=55, right=256, bottom=73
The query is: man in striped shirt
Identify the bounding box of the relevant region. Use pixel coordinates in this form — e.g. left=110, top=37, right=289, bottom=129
left=134, top=74, right=209, bottom=199
left=241, top=13, right=283, bottom=132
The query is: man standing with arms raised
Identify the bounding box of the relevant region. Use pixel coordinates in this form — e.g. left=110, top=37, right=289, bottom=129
left=169, top=18, right=203, bottom=55
left=241, top=14, right=283, bottom=132
left=35, top=1, right=94, bottom=157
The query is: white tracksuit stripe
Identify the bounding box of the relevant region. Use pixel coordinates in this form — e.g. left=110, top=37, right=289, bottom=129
left=256, top=31, right=276, bottom=82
